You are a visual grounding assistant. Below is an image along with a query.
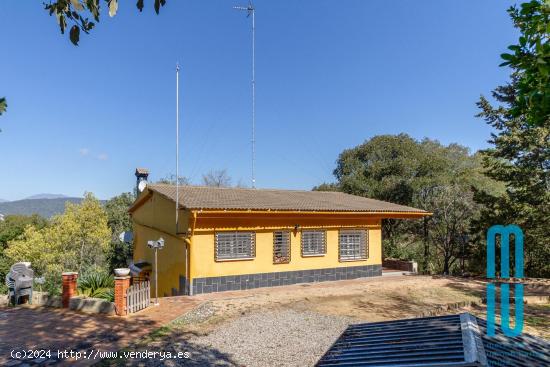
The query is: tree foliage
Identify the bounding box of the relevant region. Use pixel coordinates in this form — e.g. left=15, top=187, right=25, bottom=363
left=5, top=193, right=111, bottom=293
left=104, top=192, right=135, bottom=271
left=471, top=0, right=550, bottom=277
left=414, top=185, right=476, bottom=275
left=156, top=174, right=190, bottom=186
left=0, top=214, right=48, bottom=248
left=499, top=0, right=550, bottom=127
left=44, top=0, right=167, bottom=45
left=0, top=97, right=6, bottom=116
left=317, top=134, right=499, bottom=274
left=0, top=97, right=6, bottom=131
left=0, top=214, right=48, bottom=292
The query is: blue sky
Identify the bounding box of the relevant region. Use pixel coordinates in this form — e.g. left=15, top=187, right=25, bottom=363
left=0, top=0, right=518, bottom=201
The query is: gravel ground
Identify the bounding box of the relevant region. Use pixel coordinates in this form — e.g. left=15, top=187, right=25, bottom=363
left=188, top=309, right=351, bottom=367
left=113, top=308, right=351, bottom=367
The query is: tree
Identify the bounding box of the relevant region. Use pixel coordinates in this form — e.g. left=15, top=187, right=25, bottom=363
left=104, top=192, right=135, bottom=271
left=328, top=134, right=468, bottom=253
left=471, top=0, right=550, bottom=278
left=5, top=193, right=111, bottom=292
left=44, top=0, right=167, bottom=46
left=318, top=134, right=499, bottom=274
left=202, top=169, right=232, bottom=187
left=156, top=174, right=190, bottom=186
left=0, top=214, right=48, bottom=247
left=499, top=0, right=549, bottom=127
left=414, top=185, right=477, bottom=275
left=0, top=214, right=48, bottom=292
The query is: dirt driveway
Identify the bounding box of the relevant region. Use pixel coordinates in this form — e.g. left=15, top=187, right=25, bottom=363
left=102, top=275, right=549, bottom=366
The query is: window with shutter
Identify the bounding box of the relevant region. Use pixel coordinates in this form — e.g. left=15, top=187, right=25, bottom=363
left=338, top=229, right=368, bottom=261
left=215, top=232, right=256, bottom=261
left=273, top=231, right=291, bottom=264
left=301, top=230, right=326, bottom=256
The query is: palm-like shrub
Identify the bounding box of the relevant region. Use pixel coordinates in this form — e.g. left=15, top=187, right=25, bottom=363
left=77, top=272, right=114, bottom=301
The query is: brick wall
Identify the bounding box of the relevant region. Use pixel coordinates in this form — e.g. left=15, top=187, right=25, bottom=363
left=383, top=259, right=418, bottom=273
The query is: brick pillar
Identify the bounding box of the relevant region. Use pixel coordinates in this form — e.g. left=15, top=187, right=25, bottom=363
left=62, top=272, right=78, bottom=308
left=114, top=276, right=131, bottom=316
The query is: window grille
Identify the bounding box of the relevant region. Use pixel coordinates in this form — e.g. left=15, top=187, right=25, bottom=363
left=301, top=230, right=326, bottom=256
left=273, top=231, right=291, bottom=264
left=215, top=232, right=255, bottom=260
left=339, top=229, right=368, bottom=261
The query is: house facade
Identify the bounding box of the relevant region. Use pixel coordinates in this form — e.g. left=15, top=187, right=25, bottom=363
left=129, top=184, right=428, bottom=296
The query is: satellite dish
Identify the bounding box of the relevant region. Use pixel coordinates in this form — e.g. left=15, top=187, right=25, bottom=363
left=138, top=180, right=147, bottom=192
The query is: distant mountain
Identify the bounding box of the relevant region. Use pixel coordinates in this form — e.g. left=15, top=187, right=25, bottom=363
left=24, top=193, right=69, bottom=200
left=0, top=197, right=83, bottom=218
left=0, top=199, right=8, bottom=203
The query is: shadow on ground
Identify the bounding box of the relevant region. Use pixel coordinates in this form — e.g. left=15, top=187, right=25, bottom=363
left=0, top=306, right=156, bottom=365
left=98, top=330, right=239, bottom=367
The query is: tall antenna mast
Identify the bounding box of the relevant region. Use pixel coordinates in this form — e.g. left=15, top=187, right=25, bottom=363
left=234, top=1, right=256, bottom=188
left=175, top=63, right=180, bottom=232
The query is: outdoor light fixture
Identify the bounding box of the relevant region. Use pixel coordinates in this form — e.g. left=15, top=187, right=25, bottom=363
left=147, top=237, right=165, bottom=306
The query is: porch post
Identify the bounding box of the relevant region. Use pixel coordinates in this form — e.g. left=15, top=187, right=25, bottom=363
left=61, top=272, right=78, bottom=308
left=114, top=276, right=131, bottom=316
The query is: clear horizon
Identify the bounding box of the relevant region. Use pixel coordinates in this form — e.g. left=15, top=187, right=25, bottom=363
left=0, top=0, right=518, bottom=201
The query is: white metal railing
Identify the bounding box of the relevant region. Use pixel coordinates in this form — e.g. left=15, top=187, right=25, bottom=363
left=126, top=280, right=150, bottom=314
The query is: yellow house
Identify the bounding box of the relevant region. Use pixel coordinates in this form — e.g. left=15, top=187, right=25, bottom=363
left=129, top=183, right=428, bottom=296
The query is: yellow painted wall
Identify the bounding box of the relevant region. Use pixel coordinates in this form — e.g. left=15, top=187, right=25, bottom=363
left=133, top=223, right=187, bottom=297
left=190, top=215, right=382, bottom=279
left=132, top=190, right=189, bottom=235
left=132, top=190, right=188, bottom=297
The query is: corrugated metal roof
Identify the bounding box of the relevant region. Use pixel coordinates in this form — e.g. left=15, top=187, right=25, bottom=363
left=144, top=184, right=429, bottom=214
left=316, top=313, right=549, bottom=367
left=476, top=318, right=550, bottom=367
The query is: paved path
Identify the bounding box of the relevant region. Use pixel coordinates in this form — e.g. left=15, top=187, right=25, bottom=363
left=0, top=276, right=418, bottom=366
left=0, top=297, right=202, bottom=366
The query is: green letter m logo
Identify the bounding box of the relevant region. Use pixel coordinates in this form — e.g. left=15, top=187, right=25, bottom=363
left=487, top=225, right=524, bottom=337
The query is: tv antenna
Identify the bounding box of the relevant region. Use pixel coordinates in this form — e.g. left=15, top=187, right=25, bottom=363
left=176, top=63, right=180, bottom=232
left=234, top=1, right=256, bottom=188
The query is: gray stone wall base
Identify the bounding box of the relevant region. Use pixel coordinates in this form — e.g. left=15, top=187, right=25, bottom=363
left=191, top=264, right=382, bottom=295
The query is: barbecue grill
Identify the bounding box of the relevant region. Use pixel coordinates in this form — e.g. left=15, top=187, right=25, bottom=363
left=5, top=262, right=34, bottom=305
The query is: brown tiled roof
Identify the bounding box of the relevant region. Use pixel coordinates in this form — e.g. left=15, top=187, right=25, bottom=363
left=144, top=184, right=428, bottom=214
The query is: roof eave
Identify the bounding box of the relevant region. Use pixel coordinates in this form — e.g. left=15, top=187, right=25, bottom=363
left=188, top=209, right=431, bottom=217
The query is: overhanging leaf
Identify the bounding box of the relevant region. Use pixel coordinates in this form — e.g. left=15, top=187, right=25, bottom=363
left=0, top=97, right=7, bottom=116
left=70, top=25, right=80, bottom=45
left=70, top=0, right=84, bottom=11
left=136, top=0, right=144, bottom=12
left=109, top=0, right=118, bottom=17
left=154, top=0, right=166, bottom=14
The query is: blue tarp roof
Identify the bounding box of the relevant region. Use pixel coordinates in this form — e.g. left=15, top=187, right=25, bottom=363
left=316, top=313, right=549, bottom=367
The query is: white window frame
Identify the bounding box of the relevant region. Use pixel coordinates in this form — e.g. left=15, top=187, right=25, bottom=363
left=339, top=229, right=368, bottom=261
left=215, top=232, right=256, bottom=261
left=273, top=231, right=291, bottom=264
left=301, top=230, right=326, bottom=257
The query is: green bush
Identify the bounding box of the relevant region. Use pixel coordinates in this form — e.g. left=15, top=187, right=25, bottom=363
left=77, top=271, right=114, bottom=302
